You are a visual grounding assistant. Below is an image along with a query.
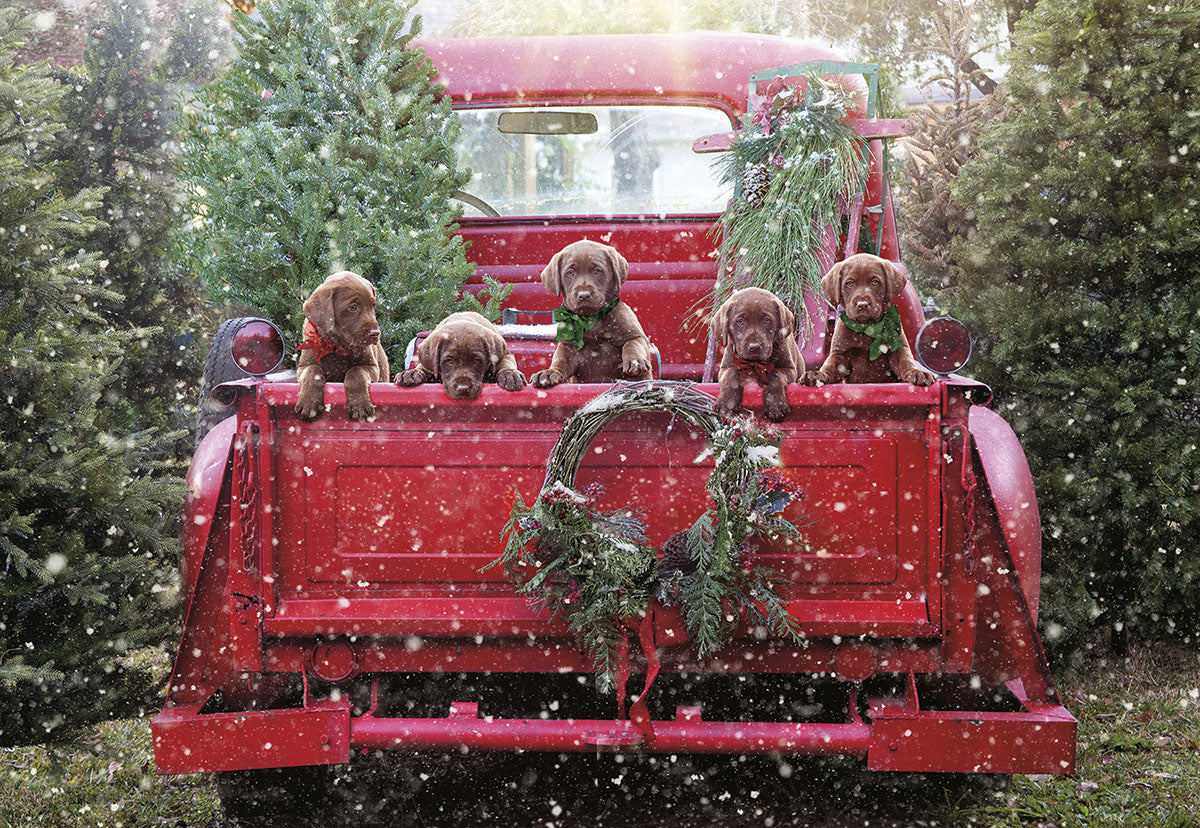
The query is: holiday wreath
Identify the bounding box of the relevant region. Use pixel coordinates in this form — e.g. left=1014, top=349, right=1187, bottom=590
left=486, top=381, right=810, bottom=709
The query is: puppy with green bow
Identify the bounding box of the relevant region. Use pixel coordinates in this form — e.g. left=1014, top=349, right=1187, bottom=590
left=530, top=240, right=653, bottom=387
left=802, top=253, right=934, bottom=387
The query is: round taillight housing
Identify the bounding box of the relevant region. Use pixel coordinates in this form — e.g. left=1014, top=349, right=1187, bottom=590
left=230, top=319, right=285, bottom=376
left=915, top=316, right=972, bottom=375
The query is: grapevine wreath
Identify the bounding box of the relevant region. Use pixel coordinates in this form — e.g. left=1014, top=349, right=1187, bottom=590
left=486, top=381, right=811, bottom=733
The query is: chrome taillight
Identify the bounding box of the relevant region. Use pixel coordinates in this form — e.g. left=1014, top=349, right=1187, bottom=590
left=915, top=316, right=972, bottom=375
left=230, top=319, right=285, bottom=376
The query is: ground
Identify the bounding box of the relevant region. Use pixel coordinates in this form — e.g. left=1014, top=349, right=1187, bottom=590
left=1, top=644, right=1196, bottom=827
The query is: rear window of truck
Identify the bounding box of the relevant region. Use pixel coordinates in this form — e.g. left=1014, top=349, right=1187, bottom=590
left=454, top=105, right=733, bottom=218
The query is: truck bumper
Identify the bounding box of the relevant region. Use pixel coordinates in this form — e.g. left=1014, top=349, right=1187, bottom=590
left=152, top=693, right=1075, bottom=776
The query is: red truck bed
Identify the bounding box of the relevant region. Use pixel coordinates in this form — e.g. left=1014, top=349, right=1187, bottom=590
left=155, top=379, right=1074, bottom=776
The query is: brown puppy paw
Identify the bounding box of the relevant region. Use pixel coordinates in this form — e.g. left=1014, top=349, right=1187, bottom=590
left=346, top=397, right=375, bottom=421
left=905, top=368, right=936, bottom=386
left=715, top=390, right=743, bottom=420
left=295, top=392, right=325, bottom=421
left=396, top=368, right=428, bottom=387
left=622, top=354, right=650, bottom=377
left=763, top=394, right=790, bottom=422
left=497, top=368, right=526, bottom=392
left=530, top=369, right=564, bottom=389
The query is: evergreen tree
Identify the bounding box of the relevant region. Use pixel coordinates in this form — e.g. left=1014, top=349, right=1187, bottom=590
left=952, top=0, right=1200, bottom=651
left=898, top=0, right=1004, bottom=291
left=54, top=0, right=205, bottom=448
left=163, top=0, right=231, bottom=85
left=0, top=9, right=178, bottom=745
left=177, top=0, right=473, bottom=357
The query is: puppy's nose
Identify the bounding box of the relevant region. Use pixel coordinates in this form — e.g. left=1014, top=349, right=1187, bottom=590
left=456, top=383, right=471, bottom=393
left=747, top=341, right=764, bottom=353
left=368, top=328, right=381, bottom=338
left=855, top=300, right=871, bottom=310
left=575, top=289, right=592, bottom=301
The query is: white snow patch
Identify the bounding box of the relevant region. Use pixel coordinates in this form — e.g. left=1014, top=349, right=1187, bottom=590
left=546, top=482, right=588, bottom=504
left=746, top=445, right=781, bottom=466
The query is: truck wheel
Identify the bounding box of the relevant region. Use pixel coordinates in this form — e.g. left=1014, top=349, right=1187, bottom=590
left=215, top=764, right=335, bottom=826
left=196, top=317, right=264, bottom=444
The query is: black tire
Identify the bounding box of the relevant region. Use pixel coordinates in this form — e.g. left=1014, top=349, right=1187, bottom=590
left=196, top=317, right=266, bottom=444
left=215, top=764, right=336, bottom=827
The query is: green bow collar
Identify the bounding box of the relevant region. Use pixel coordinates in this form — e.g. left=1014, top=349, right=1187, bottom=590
left=553, top=296, right=620, bottom=349
left=841, top=304, right=905, bottom=361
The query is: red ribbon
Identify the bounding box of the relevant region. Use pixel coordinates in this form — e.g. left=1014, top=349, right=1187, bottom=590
left=295, top=319, right=354, bottom=361
left=628, top=608, right=660, bottom=744
left=613, top=604, right=661, bottom=745
left=732, top=355, right=776, bottom=385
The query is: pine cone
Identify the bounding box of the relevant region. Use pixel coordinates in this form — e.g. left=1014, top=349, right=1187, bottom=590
left=741, top=163, right=770, bottom=209
left=660, top=531, right=697, bottom=575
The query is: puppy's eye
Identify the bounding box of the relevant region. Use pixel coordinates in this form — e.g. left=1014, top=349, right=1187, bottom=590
left=443, top=356, right=456, bottom=366
left=872, top=278, right=881, bottom=286
left=845, top=279, right=855, bottom=288
left=593, top=266, right=603, bottom=275
left=346, top=303, right=359, bottom=313
left=761, top=316, right=773, bottom=327
left=734, top=318, right=746, bottom=329
left=566, top=268, right=575, bottom=277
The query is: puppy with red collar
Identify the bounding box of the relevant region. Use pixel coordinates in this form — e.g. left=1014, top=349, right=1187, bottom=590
left=712, top=287, right=804, bottom=422
left=802, top=253, right=934, bottom=387
left=295, top=270, right=390, bottom=421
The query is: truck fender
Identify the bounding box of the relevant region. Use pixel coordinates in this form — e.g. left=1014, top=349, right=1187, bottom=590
left=181, top=416, right=237, bottom=608
left=968, top=405, right=1041, bottom=618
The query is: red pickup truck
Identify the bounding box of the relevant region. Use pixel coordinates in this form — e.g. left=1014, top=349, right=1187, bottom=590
left=155, top=32, right=1075, bottom=795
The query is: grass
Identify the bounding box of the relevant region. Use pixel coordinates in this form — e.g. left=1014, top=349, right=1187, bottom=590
left=0, top=718, right=219, bottom=827
left=951, top=645, right=1200, bottom=828
left=0, top=644, right=1196, bottom=827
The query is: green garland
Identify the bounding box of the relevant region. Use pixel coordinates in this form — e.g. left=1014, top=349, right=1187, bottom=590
left=709, top=74, right=867, bottom=332
left=486, top=381, right=809, bottom=694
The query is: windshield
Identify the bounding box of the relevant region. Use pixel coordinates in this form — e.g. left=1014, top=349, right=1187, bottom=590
left=453, top=105, right=733, bottom=217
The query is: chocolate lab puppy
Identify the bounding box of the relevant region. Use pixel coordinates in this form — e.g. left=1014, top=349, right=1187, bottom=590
left=713, top=288, right=804, bottom=422
left=295, top=270, right=390, bottom=421
left=529, top=240, right=653, bottom=387
left=803, top=253, right=934, bottom=386
left=395, top=311, right=526, bottom=400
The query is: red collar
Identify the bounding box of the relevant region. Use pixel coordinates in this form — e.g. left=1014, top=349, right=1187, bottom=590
left=731, top=355, right=776, bottom=384
left=295, top=319, right=355, bottom=360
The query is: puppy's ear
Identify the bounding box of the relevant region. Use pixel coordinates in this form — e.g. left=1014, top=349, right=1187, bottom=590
left=418, top=332, right=443, bottom=378
left=883, top=259, right=909, bottom=304
left=303, top=283, right=338, bottom=334
left=820, top=261, right=845, bottom=308
left=711, top=298, right=732, bottom=345
left=481, top=330, right=508, bottom=377
left=774, top=295, right=796, bottom=342
left=604, top=246, right=629, bottom=287
left=540, top=251, right=564, bottom=296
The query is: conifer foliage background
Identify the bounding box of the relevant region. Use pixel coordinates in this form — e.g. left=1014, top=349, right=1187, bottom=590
left=177, top=0, right=473, bottom=358
left=0, top=9, right=180, bottom=745
left=52, top=0, right=209, bottom=457
left=951, top=0, right=1200, bottom=651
